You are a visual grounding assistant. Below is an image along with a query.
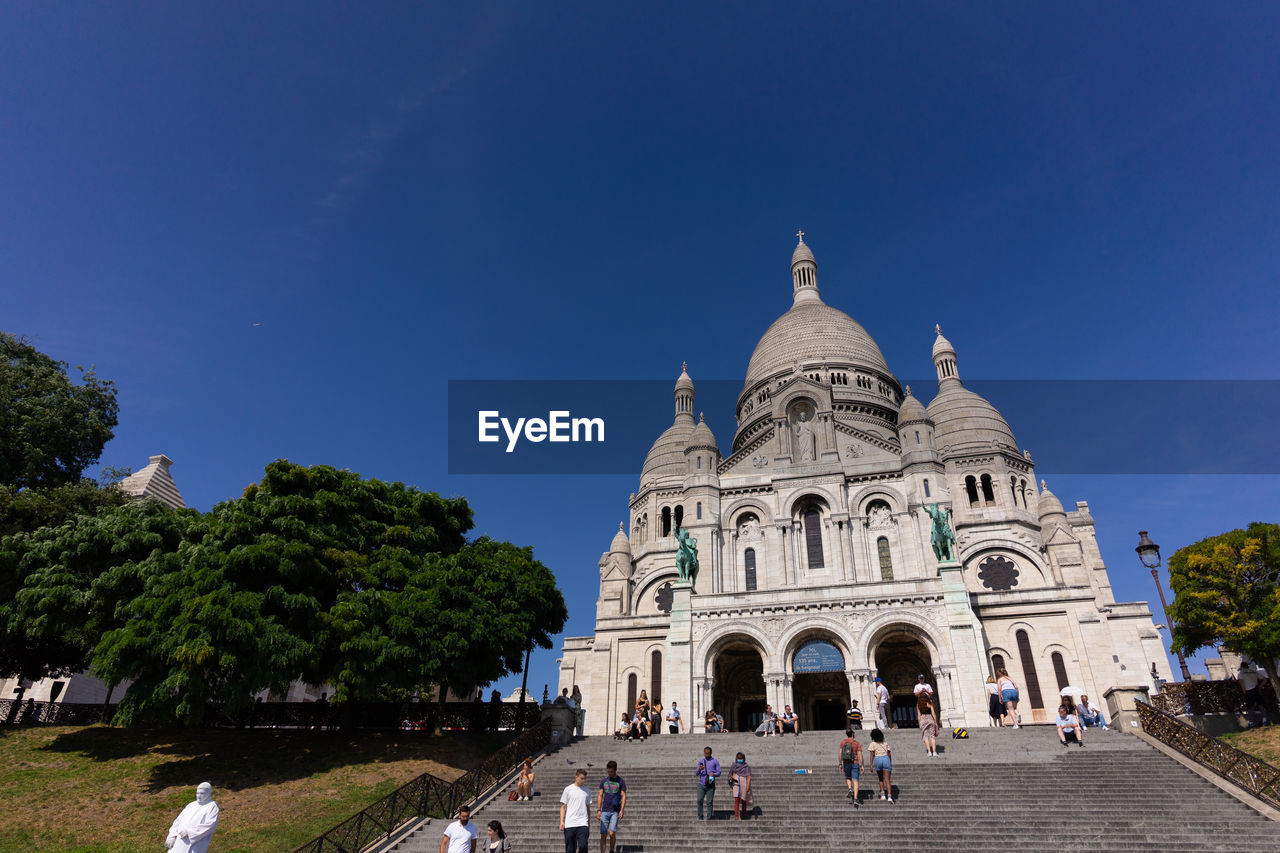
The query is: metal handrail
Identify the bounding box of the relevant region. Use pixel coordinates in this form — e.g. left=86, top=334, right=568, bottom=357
left=291, top=716, right=557, bottom=853
left=1136, top=699, right=1280, bottom=809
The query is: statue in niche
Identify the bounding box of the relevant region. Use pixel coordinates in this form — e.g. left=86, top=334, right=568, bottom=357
left=867, top=503, right=893, bottom=529
left=794, top=411, right=816, bottom=461
left=738, top=516, right=760, bottom=539
left=675, top=527, right=699, bottom=591
left=925, top=502, right=957, bottom=562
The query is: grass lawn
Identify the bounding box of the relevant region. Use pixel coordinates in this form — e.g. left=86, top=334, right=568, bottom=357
left=0, top=725, right=510, bottom=853
left=1219, top=724, right=1280, bottom=766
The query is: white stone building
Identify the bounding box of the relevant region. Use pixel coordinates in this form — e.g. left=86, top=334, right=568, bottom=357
left=559, top=235, right=1173, bottom=733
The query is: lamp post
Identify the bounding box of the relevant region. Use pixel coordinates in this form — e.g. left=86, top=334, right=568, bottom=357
left=1136, top=530, right=1192, bottom=681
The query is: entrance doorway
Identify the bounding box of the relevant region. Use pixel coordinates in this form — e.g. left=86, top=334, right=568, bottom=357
left=712, top=641, right=766, bottom=732
left=873, top=630, right=936, bottom=729
left=790, top=638, right=851, bottom=731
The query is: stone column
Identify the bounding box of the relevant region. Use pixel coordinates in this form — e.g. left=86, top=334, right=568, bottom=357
left=1104, top=684, right=1151, bottom=733
left=938, top=559, right=989, bottom=726
left=775, top=523, right=790, bottom=586
left=664, top=582, right=694, bottom=732
left=729, top=531, right=738, bottom=594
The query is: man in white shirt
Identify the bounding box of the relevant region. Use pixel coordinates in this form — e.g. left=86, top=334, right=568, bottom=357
left=874, top=678, right=891, bottom=729
left=666, top=702, right=683, bottom=733
left=559, top=768, right=591, bottom=852
left=439, top=804, right=478, bottom=853
left=1056, top=705, right=1084, bottom=747
left=913, top=674, right=933, bottom=696
left=1077, top=694, right=1108, bottom=729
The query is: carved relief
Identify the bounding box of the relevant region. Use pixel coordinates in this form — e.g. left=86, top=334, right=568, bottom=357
left=737, top=516, right=761, bottom=539
left=867, top=503, right=893, bottom=529
left=752, top=455, right=769, bottom=468
left=845, top=443, right=864, bottom=458
left=762, top=617, right=785, bottom=640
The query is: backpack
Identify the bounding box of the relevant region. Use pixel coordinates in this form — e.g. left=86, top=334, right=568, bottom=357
left=840, top=740, right=856, bottom=763
left=952, top=727, right=969, bottom=739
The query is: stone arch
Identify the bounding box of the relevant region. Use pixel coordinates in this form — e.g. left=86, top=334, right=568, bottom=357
left=723, top=496, right=773, bottom=527
left=848, top=484, right=907, bottom=516
left=634, top=570, right=679, bottom=617
left=700, top=628, right=772, bottom=732
left=778, top=617, right=854, bottom=669
left=962, top=540, right=1048, bottom=588
left=779, top=620, right=854, bottom=731
left=782, top=487, right=838, bottom=519
left=698, top=623, right=775, bottom=676
left=858, top=610, right=945, bottom=665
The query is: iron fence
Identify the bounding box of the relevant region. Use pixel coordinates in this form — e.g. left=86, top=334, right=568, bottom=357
left=1149, top=680, right=1249, bottom=715
left=1136, top=699, right=1280, bottom=809
left=291, top=716, right=556, bottom=853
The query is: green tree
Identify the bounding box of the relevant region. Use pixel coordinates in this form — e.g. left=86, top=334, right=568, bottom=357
left=0, top=499, right=195, bottom=692
left=95, top=461, right=565, bottom=726
left=1168, top=522, right=1280, bottom=704
left=0, top=333, right=119, bottom=489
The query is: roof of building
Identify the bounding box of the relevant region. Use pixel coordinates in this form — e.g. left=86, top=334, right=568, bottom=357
left=117, top=454, right=186, bottom=510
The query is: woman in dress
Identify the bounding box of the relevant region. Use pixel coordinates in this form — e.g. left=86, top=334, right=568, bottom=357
left=650, top=700, right=663, bottom=736
left=917, top=692, right=939, bottom=757
left=997, top=669, right=1021, bottom=728
left=985, top=676, right=1003, bottom=726
left=868, top=728, right=894, bottom=804
left=635, top=690, right=651, bottom=738
left=729, top=751, right=753, bottom=819
left=515, top=758, right=535, bottom=800
left=485, top=820, right=511, bottom=852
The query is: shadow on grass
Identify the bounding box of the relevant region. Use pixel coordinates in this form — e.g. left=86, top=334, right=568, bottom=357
left=41, top=727, right=511, bottom=793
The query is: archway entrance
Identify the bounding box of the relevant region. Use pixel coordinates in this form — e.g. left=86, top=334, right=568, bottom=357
left=712, top=641, right=766, bottom=732
left=873, top=630, right=936, bottom=729
left=791, top=638, right=851, bottom=731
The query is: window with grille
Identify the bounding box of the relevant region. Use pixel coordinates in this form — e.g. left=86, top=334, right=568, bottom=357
left=804, top=509, right=824, bottom=568
left=1016, top=630, right=1044, bottom=708
left=744, top=548, right=757, bottom=591
left=877, top=537, right=893, bottom=580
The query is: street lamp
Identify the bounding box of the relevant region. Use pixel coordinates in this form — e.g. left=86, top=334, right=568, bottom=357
left=1136, top=530, right=1192, bottom=681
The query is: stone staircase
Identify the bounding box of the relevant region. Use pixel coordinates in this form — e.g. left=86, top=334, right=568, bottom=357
left=390, top=727, right=1279, bottom=852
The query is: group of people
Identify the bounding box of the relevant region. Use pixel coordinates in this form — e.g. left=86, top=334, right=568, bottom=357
left=752, top=704, right=801, bottom=735
left=614, top=689, right=685, bottom=740
left=838, top=727, right=896, bottom=805
left=985, top=670, right=1109, bottom=734
left=439, top=805, right=511, bottom=853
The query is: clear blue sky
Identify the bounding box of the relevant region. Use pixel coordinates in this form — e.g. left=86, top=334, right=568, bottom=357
left=4, top=3, right=1279, bottom=701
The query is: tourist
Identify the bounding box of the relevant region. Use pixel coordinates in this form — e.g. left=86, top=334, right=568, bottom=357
left=729, top=751, right=753, bottom=819
left=555, top=688, right=571, bottom=706
left=1057, top=704, right=1084, bottom=747
left=440, top=804, right=478, bottom=853
left=649, top=700, right=663, bottom=736
left=867, top=729, right=894, bottom=804
left=615, top=713, right=632, bottom=740
left=1077, top=694, right=1108, bottom=729
left=635, top=689, right=650, bottom=725
left=780, top=704, right=800, bottom=735
left=696, top=746, right=721, bottom=820
left=715, top=709, right=725, bottom=732
left=516, top=758, right=535, bottom=801
left=757, top=704, right=779, bottom=736
left=597, top=760, right=627, bottom=853
left=164, top=781, right=219, bottom=853
left=839, top=727, right=862, bottom=806
left=846, top=699, right=863, bottom=730
left=913, top=674, right=933, bottom=697
left=666, top=701, right=684, bottom=733
left=997, top=669, right=1021, bottom=728
left=631, top=710, right=648, bottom=741
left=559, top=768, right=591, bottom=853
left=705, top=708, right=721, bottom=733
left=985, top=676, right=1003, bottom=726
left=874, top=677, right=891, bottom=729
left=917, top=691, right=938, bottom=757
left=485, top=821, right=511, bottom=853
left=572, top=685, right=585, bottom=736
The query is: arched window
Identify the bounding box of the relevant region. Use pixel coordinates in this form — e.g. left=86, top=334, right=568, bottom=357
left=965, top=476, right=979, bottom=506
left=1019, top=479, right=1028, bottom=509
left=877, top=536, right=893, bottom=580
left=923, top=479, right=931, bottom=498
left=696, top=502, right=702, bottom=520
left=1016, top=630, right=1045, bottom=709
left=991, top=654, right=1007, bottom=676
left=661, top=507, right=671, bottom=537
left=1051, top=652, right=1069, bottom=692
left=804, top=509, right=824, bottom=568
left=1010, top=476, right=1018, bottom=503
left=915, top=430, right=921, bottom=445
left=627, top=673, right=637, bottom=714
left=674, top=505, right=684, bottom=531
left=651, top=650, right=663, bottom=704
left=697, top=456, right=702, bottom=469
left=744, top=548, right=757, bottom=591
left=980, top=474, right=995, bottom=505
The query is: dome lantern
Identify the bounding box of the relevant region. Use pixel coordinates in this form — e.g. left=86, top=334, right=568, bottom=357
left=932, top=324, right=960, bottom=388
left=790, top=230, right=822, bottom=305
left=674, top=361, right=695, bottom=423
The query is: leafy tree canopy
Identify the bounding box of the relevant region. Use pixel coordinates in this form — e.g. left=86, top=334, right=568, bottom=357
left=0, top=333, right=119, bottom=490
left=1168, top=522, right=1280, bottom=697
left=94, top=461, right=565, bottom=726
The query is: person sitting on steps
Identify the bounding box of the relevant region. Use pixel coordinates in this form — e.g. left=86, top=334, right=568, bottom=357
left=1057, top=704, right=1085, bottom=747
left=1077, top=694, right=1108, bottom=729
left=780, top=705, right=800, bottom=735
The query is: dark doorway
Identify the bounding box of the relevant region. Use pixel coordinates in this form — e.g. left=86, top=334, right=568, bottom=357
left=712, top=641, right=767, bottom=732
left=873, top=630, right=937, bottom=728
left=812, top=698, right=846, bottom=731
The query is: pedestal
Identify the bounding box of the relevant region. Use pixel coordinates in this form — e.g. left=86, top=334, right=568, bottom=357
left=937, top=559, right=987, bottom=727
left=664, top=582, right=693, bottom=727
left=1104, top=684, right=1151, bottom=733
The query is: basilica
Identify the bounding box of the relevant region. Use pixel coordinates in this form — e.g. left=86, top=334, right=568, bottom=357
left=559, top=235, right=1172, bottom=734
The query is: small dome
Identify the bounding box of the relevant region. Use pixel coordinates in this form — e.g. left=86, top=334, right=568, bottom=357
left=791, top=235, right=815, bottom=267
left=688, top=412, right=718, bottom=452
left=932, top=325, right=956, bottom=359
left=1037, top=480, right=1066, bottom=519
left=675, top=361, right=694, bottom=393
left=897, top=386, right=929, bottom=425
left=609, top=522, right=631, bottom=554
left=927, top=385, right=1017, bottom=454
left=640, top=420, right=694, bottom=485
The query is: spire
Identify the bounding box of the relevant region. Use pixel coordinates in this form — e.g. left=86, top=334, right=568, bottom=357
left=790, top=230, right=821, bottom=305
left=932, top=324, right=960, bottom=388
left=674, top=362, right=695, bottom=423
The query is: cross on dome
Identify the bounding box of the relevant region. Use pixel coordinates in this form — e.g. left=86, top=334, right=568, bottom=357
left=796, top=229, right=805, bottom=241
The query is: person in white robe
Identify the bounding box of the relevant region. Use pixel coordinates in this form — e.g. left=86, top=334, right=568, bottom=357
left=164, top=781, right=219, bottom=852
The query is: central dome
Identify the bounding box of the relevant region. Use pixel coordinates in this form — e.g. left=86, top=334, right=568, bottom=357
left=744, top=301, right=892, bottom=390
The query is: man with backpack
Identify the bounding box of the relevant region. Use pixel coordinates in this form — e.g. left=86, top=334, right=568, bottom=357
left=838, top=728, right=862, bottom=806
